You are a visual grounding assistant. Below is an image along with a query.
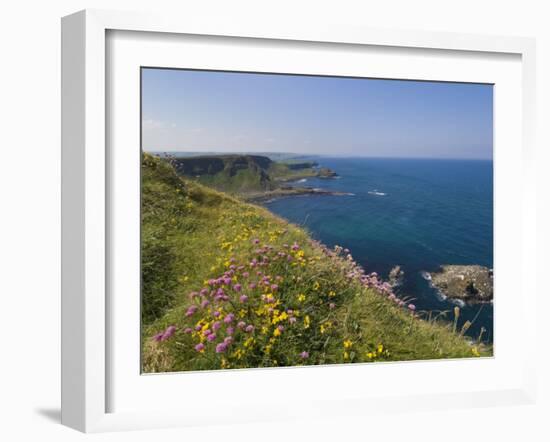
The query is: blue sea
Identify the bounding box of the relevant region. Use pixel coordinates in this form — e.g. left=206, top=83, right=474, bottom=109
left=266, top=157, right=493, bottom=342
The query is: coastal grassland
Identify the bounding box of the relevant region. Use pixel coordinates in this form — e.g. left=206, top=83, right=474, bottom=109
left=168, top=154, right=327, bottom=195
left=141, top=153, right=491, bottom=372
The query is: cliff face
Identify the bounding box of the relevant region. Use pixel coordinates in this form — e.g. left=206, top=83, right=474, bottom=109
left=164, top=154, right=336, bottom=194
left=168, top=155, right=276, bottom=192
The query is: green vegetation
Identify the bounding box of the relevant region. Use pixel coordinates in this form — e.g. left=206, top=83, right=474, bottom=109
left=141, top=153, right=491, bottom=373
left=166, top=154, right=332, bottom=194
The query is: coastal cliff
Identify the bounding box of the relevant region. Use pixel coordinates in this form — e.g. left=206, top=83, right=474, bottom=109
left=141, top=153, right=490, bottom=372
left=162, top=154, right=338, bottom=199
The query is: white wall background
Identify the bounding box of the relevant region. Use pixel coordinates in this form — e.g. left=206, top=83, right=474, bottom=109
left=0, top=1, right=548, bottom=440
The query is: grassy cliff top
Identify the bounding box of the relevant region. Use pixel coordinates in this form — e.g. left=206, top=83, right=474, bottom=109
left=164, top=154, right=328, bottom=194
left=141, top=153, right=490, bottom=372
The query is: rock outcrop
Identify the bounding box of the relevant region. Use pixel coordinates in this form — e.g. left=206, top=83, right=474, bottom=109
left=429, top=265, right=493, bottom=304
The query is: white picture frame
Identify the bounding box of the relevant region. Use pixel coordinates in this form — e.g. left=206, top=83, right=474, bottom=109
left=61, top=9, right=537, bottom=433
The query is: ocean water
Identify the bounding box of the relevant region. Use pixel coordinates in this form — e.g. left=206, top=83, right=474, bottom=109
left=266, top=157, right=493, bottom=342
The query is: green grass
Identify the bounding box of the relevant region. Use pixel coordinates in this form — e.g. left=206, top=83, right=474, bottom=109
left=141, top=153, right=491, bottom=373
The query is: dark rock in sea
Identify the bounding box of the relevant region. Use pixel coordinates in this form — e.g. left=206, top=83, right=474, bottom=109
left=317, top=167, right=338, bottom=178
left=429, top=265, right=493, bottom=304
left=388, top=265, right=404, bottom=288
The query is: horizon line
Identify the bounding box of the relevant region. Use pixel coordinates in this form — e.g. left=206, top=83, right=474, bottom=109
left=144, top=149, right=493, bottom=161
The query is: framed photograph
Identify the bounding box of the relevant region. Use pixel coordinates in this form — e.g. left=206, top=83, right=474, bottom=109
left=61, top=9, right=537, bottom=432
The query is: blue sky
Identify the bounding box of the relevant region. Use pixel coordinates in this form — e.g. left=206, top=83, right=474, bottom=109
left=142, top=68, right=493, bottom=159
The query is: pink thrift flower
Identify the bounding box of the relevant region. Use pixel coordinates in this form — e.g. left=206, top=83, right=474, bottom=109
left=161, top=326, right=176, bottom=341
left=245, top=325, right=254, bottom=333
left=408, top=304, right=416, bottom=311
left=185, top=306, right=198, bottom=317
left=184, top=327, right=193, bottom=334
left=300, top=351, right=309, bottom=359
left=201, top=299, right=210, bottom=308
left=237, top=321, right=246, bottom=329
left=207, top=333, right=217, bottom=342
left=329, top=303, right=336, bottom=309
left=271, top=284, right=279, bottom=292
left=212, top=321, right=221, bottom=331
left=224, top=313, right=235, bottom=324
left=195, top=343, right=205, bottom=352
left=242, top=271, right=250, bottom=278
left=239, top=294, right=249, bottom=303
left=226, top=326, right=234, bottom=335
left=233, top=283, right=242, bottom=292
left=215, top=342, right=228, bottom=353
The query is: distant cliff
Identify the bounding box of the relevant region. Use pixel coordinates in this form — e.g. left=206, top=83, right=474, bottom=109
left=164, top=154, right=337, bottom=195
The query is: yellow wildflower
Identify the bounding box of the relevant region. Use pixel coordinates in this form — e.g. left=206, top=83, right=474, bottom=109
left=343, top=339, right=353, bottom=349
left=304, top=315, right=311, bottom=329
left=377, top=344, right=384, bottom=354
left=297, top=293, right=306, bottom=302
left=472, top=346, right=480, bottom=357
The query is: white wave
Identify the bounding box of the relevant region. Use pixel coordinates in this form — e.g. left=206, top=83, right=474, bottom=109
left=297, top=178, right=307, bottom=183
left=368, top=190, right=387, bottom=196
left=420, top=271, right=432, bottom=281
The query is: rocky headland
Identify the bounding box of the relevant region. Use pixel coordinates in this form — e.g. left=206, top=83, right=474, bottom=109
left=428, top=265, right=493, bottom=304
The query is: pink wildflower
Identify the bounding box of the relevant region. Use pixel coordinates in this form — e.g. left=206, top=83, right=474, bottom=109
left=215, top=342, right=228, bottom=353
left=185, top=306, right=197, bottom=317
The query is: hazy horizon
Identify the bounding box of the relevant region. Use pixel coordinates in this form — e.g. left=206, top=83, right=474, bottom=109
left=148, top=150, right=493, bottom=161
left=142, top=68, right=493, bottom=160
